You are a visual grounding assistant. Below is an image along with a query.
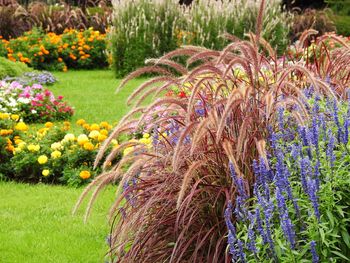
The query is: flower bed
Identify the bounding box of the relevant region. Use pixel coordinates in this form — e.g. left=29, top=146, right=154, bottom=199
left=0, top=28, right=108, bottom=71
left=0, top=81, right=73, bottom=123
left=0, top=116, right=153, bottom=186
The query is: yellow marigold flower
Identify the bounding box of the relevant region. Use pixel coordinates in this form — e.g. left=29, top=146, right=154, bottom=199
left=123, top=146, right=134, bottom=156
left=38, top=155, right=48, bottom=164
left=42, top=169, right=50, bottom=177
left=83, top=142, right=94, bottom=151
left=88, top=130, right=100, bottom=140
left=98, top=134, right=107, bottom=142
left=18, top=141, right=26, bottom=150
left=143, top=133, right=150, bottom=139
left=90, top=123, right=100, bottom=131
left=82, top=124, right=90, bottom=130
left=51, top=150, right=62, bottom=159
left=100, top=129, right=108, bottom=136
left=99, top=121, right=109, bottom=128
left=14, top=139, right=23, bottom=145
left=77, top=134, right=89, bottom=145
left=63, top=133, right=75, bottom=142
left=11, top=114, right=20, bottom=121
left=45, top=122, right=53, bottom=128
left=79, top=170, right=91, bottom=179
left=15, top=122, right=28, bottom=131
left=64, top=121, right=70, bottom=126
left=0, top=113, right=10, bottom=120
left=13, top=147, right=22, bottom=154
left=76, top=119, right=86, bottom=126
left=27, top=144, right=40, bottom=152
left=51, top=142, right=63, bottom=151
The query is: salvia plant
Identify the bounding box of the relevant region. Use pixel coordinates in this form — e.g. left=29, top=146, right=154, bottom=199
left=225, top=93, right=350, bottom=262
left=75, top=1, right=350, bottom=262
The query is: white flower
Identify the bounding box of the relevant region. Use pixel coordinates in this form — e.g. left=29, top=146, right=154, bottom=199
left=31, top=109, right=37, bottom=114
left=18, top=97, right=30, bottom=104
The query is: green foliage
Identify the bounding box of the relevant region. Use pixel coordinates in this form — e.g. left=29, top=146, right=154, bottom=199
left=0, top=57, right=32, bottom=79
left=332, top=15, right=350, bottom=36
left=111, top=0, right=292, bottom=77
left=325, top=0, right=350, bottom=16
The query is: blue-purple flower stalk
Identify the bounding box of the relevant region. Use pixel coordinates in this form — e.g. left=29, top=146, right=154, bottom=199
left=326, top=130, right=335, bottom=168
left=276, top=188, right=296, bottom=248
left=225, top=202, right=246, bottom=263
left=307, top=179, right=320, bottom=220
left=299, top=157, right=310, bottom=193
left=310, top=240, right=319, bottom=263
left=332, top=100, right=343, bottom=143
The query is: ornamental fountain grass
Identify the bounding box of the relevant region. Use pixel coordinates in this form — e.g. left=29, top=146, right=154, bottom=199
left=74, top=1, right=350, bottom=262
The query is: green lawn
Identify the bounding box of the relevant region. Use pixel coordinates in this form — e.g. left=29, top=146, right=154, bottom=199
left=0, top=182, right=115, bottom=263
left=1, top=69, right=145, bottom=262
left=51, top=70, right=146, bottom=125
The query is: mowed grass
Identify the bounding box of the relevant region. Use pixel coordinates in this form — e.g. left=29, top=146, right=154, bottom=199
left=51, top=70, right=146, bottom=124
left=0, top=182, right=116, bottom=263
left=1, top=70, right=146, bottom=262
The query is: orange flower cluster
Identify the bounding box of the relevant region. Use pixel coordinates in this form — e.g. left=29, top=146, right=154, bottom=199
left=0, top=28, right=108, bottom=71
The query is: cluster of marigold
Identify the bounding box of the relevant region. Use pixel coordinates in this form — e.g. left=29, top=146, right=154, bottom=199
left=0, top=28, right=107, bottom=71
left=0, top=113, right=154, bottom=183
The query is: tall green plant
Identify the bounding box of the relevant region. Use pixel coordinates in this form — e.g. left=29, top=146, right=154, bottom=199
left=111, top=0, right=292, bottom=77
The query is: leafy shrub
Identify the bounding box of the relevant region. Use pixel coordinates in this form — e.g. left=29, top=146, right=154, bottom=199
left=0, top=81, right=73, bottom=122
left=111, top=0, right=292, bottom=77
left=0, top=28, right=108, bottom=71
left=0, top=57, right=32, bottom=80
left=332, top=15, right=350, bottom=36
left=291, top=8, right=336, bottom=42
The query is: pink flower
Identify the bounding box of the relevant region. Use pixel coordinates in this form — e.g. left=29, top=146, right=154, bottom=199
left=44, top=90, right=52, bottom=97
left=36, top=93, right=44, bottom=101
left=57, top=95, right=63, bottom=100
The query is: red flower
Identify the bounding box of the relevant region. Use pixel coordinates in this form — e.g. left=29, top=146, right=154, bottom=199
left=178, top=91, right=186, bottom=98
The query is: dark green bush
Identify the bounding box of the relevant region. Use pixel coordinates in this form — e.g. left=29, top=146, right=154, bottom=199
left=333, top=15, right=350, bottom=36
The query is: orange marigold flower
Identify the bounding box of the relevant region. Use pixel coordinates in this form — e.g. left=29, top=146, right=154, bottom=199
left=79, top=170, right=91, bottom=179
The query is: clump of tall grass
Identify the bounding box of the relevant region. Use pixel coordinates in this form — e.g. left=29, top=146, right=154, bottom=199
left=75, top=1, right=350, bottom=262
left=111, top=0, right=292, bottom=77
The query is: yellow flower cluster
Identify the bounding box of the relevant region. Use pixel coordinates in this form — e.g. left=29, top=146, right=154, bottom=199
left=0, top=113, right=155, bottom=184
